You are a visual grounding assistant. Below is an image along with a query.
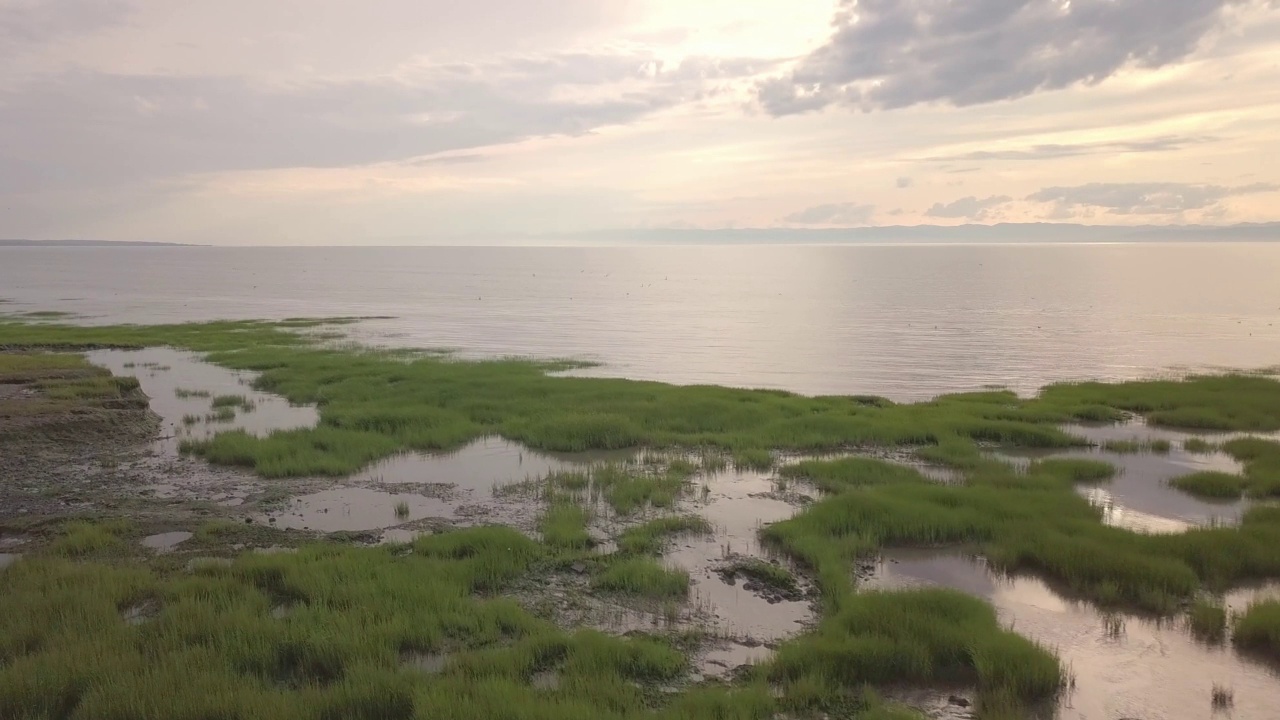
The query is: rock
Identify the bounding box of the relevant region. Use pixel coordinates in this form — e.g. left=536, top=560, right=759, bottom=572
left=570, top=562, right=587, bottom=574
left=948, top=695, right=971, bottom=707
left=244, top=517, right=253, bottom=524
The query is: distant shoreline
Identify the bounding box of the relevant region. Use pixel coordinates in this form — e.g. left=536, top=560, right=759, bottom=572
left=0, top=240, right=196, bottom=247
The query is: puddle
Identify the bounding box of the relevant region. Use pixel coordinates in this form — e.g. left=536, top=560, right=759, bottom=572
left=356, top=437, right=629, bottom=494
left=1225, top=583, right=1280, bottom=616
left=1003, top=422, right=1250, bottom=530
left=0, top=554, right=19, bottom=570
left=864, top=549, right=1280, bottom=720
left=141, top=531, right=193, bottom=552
left=88, top=348, right=318, bottom=454
left=697, top=641, right=774, bottom=679
left=260, top=488, right=452, bottom=531
left=1080, top=487, right=1194, bottom=534
left=662, top=468, right=815, bottom=642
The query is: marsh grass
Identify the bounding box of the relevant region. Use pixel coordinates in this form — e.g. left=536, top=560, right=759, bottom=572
left=539, top=502, right=592, bottom=553
left=720, top=558, right=798, bottom=595
left=765, top=456, right=1280, bottom=614
left=211, top=394, right=256, bottom=412
left=592, top=558, right=690, bottom=600
left=780, top=457, right=930, bottom=494
left=19, top=318, right=1275, bottom=480
left=174, top=387, right=212, bottom=399
left=1188, top=598, right=1228, bottom=643
left=181, top=414, right=201, bottom=426
left=768, top=589, right=1064, bottom=712
left=1171, top=438, right=1280, bottom=499
left=205, top=407, right=236, bottom=423
left=733, top=449, right=774, bottom=471
left=1233, top=600, right=1280, bottom=660
left=394, top=501, right=411, bottom=520
left=1211, top=683, right=1234, bottom=709
left=49, top=520, right=133, bottom=557
left=1170, top=471, right=1249, bottom=499
left=1184, top=437, right=1217, bottom=453
left=617, top=516, right=712, bottom=555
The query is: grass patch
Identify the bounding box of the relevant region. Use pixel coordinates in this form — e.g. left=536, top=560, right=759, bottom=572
left=1188, top=597, right=1228, bottom=643
left=26, top=317, right=1274, bottom=479
left=1171, top=438, right=1280, bottom=499
left=780, top=457, right=930, bottom=494
left=1233, top=600, right=1280, bottom=660
left=592, top=558, right=690, bottom=600
left=617, top=516, right=712, bottom=555
left=733, top=448, right=774, bottom=471
left=1183, top=437, right=1217, bottom=453
left=394, top=501, right=410, bottom=520
left=539, top=502, right=592, bottom=553
left=211, top=394, right=255, bottom=411
left=764, top=455, right=1280, bottom=614
left=205, top=406, right=236, bottom=423
left=1170, top=471, right=1249, bottom=499
left=174, top=388, right=212, bottom=399
left=49, top=520, right=132, bottom=557
left=1212, top=683, right=1234, bottom=710
left=768, top=589, right=1063, bottom=712
left=719, top=558, right=798, bottom=595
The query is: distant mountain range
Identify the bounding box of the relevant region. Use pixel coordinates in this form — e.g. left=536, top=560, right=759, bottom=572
left=0, top=239, right=194, bottom=247
left=581, top=221, right=1280, bottom=244
left=3, top=222, right=1277, bottom=246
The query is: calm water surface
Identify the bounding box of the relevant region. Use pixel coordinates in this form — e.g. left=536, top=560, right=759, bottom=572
left=3, top=243, right=1279, bottom=399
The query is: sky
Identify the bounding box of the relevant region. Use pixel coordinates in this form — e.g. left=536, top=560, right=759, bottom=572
left=2, top=0, right=1279, bottom=245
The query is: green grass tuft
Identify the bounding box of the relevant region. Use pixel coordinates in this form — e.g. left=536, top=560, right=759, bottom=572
left=539, top=502, right=593, bottom=553
left=1188, top=598, right=1228, bottom=642
left=617, top=516, right=712, bottom=555
left=1170, top=471, right=1248, bottom=499
left=592, top=558, right=690, bottom=600
left=720, top=558, right=798, bottom=595
left=733, top=449, right=774, bottom=471
left=1182, top=437, right=1217, bottom=454
left=1233, top=600, right=1280, bottom=660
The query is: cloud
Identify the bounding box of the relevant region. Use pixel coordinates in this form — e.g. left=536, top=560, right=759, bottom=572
left=896, top=176, right=914, bottom=188
left=925, top=195, right=1012, bottom=219
left=927, top=135, right=1220, bottom=162
left=1027, top=182, right=1279, bottom=215
left=757, top=0, right=1247, bottom=115
left=0, top=0, right=130, bottom=56
left=0, top=52, right=763, bottom=192
left=782, top=202, right=876, bottom=225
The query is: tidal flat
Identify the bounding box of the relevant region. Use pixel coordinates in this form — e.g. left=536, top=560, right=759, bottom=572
left=3, top=315, right=1280, bottom=719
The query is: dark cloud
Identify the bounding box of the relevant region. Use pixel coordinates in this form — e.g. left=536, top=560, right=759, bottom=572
left=1027, top=182, right=1279, bottom=215
left=0, top=52, right=760, bottom=192
left=927, top=135, right=1220, bottom=162
left=758, top=0, right=1244, bottom=115
left=925, top=195, right=1012, bottom=219
left=782, top=202, right=876, bottom=225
